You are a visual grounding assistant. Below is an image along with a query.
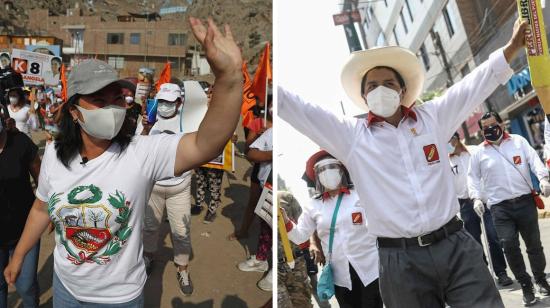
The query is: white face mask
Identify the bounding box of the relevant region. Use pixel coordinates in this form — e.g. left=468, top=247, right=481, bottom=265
left=75, top=105, right=126, bottom=140
left=364, top=86, right=401, bottom=117
left=9, top=96, right=18, bottom=105
left=125, top=96, right=134, bottom=104
left=318, top=169, right=342, bottom=190
left=157, top=102, right=177, bottom=118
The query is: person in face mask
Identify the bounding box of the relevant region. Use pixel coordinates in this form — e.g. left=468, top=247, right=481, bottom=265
left=447, top=132, right=512, bottom=286
left=281, top=151, right=382, bottom=308
left=121, top=84, right=141, bottom=136
left=136, top=83, right=194, bottom=295
left=3, top=17, right=244, bottom=307
left=6, top=87, right=37, bottom=137
left=278, top=19, right=531, bottom=308
left=237, top=103, right=273, bottom=290
left=468, top=111, right=550, bottom=305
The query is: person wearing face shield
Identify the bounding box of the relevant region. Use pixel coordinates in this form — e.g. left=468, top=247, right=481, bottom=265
left=136, top=83, right=194, bottom=295
left=278, top=19, right=531, bottom=308
left=3, top=17, right=243, bottom=307
left=468, top=111, right=550, bottom=306
left=447, top=132, right=511, bottom=286
left=6, top=87, right=38, bottom=137
left=281, top=151, right=381, bottom=308
left=0, top=110, right=42, bottom=308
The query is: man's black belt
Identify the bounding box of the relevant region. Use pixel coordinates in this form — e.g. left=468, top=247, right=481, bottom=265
left=377, top=216, right=464, bottom=248
left=494, top=193, right=532, bottom=206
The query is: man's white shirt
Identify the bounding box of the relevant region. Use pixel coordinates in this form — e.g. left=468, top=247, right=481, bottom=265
left=467, top=134, right=547, bottom=206
left=279, top=48, right=513, bottom=238
left=449, top=151, right=471, bottom=200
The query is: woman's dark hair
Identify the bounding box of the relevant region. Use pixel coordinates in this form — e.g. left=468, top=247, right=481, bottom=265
left=478, top=111, right=503, bottom=129
left=55, top=95, right=133, bottom=168
left=360, top=66, right=406, bottom=95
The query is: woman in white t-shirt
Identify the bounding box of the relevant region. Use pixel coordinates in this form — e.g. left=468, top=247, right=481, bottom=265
left=3, top=17, right=243, bottom=307
left=6, top=87, right=37, bottom=137
left=282, top=151, right=382, bottom=308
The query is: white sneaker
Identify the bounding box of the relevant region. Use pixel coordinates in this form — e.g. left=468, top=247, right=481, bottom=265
left=237, top=255, right=268, bottom=272
left=257, top=269, right=272, bottom=291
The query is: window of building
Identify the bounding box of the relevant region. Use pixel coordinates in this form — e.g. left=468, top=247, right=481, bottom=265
left=108, top=56, right=124, bottom=69
left=168, top=33, right=187, bottom=46
left=130, top=33, right=141, bottom=44
left=400, top=9, right=408, bottom=33
left=393, top=26, right=399, bottom=46
left=419, top=43, right=430, bottom=71
left=404, top=0, right=413, bottom=23
left=442, top=6, right=455, bottom=37
left=106, top=33, right=124, bottom=44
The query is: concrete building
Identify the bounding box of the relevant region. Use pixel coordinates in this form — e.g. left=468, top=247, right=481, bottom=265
left=466, top=0, right=550, bottom=153
left=0, top=35, right=62, bottom=53
left=27, top=6, right=209, bottom=79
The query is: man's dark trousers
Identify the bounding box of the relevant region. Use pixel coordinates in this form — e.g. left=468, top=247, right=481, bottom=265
left=490, top=194, right=547, bottom=284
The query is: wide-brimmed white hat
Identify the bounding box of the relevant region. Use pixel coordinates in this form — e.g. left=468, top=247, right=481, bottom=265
left=341, top=46, right=424, bottom=112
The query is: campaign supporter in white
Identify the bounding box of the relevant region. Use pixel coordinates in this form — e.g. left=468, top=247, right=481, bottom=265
left=249, top=127, right=272, bottom=185
left=35, top=134, right=180, bottom=303
left=287, top=190, right=378, bottom=290
left=449, top=151, right=471, bottom=199
left=278, top=48, right=513, bottom=238
left=468, top=133, right=548, bottom=206
left=135, top=105, right=190, bottom=186
left=8, top=105, right=32, bottom=136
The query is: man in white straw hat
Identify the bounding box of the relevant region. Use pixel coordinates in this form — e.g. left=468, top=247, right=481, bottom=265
left=278, top=20, right=529, bottom=308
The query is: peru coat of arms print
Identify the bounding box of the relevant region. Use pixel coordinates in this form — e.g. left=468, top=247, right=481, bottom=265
left=47, top=185, right=133, bottom=265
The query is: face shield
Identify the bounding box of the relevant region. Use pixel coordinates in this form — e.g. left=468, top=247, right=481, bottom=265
left=313, top=158, right=350, bottom=195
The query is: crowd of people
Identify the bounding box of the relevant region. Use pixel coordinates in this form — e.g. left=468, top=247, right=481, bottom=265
left=0, top=17, right=273, bottom=307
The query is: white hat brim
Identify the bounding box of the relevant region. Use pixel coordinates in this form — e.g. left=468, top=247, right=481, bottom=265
left=340, top=46, right=424, bottom=112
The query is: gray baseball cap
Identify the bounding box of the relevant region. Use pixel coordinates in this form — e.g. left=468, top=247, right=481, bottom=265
left=67, top=59, right=121, bottom=98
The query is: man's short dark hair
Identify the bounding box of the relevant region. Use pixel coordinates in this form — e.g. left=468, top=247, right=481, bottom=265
left=360, top=66, right=406, bottom=95
left=478, top=111, right=503, bottom=129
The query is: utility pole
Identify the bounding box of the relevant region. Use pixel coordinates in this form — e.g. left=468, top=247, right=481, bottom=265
left=430, top=29, right=473, bottom=143
left=351, top=0, right=368, bottom=49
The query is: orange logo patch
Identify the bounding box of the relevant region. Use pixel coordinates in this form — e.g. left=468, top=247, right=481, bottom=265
left=351, top=212, right=363, bottom=225
left=513, top=156, right=522, bottom=165
left=423, top=144, right=440, bottom=164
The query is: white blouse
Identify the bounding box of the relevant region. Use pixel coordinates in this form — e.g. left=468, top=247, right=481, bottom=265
left=287, top=190, right=379, bottom=290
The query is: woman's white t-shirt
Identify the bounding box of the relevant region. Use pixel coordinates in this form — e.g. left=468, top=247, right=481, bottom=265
left=36, top=134, right=180, bottom=303
left=8, top=105, right=31, bottom=136
left=249, top=127, right=273, bottom=185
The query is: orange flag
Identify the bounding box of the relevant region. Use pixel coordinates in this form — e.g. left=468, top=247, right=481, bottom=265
left=60, top=64, right=68, bottom=102
left=155, top=62, right=171, bottom=91
left=251, top=42, right=272, bottom=104
left=241, top=61, right=257, bottom=128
